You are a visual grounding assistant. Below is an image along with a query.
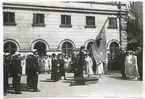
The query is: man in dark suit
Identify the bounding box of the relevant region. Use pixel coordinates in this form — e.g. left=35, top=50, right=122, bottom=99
left=118, top=49, right=126, bottom=78
left=31, top=49, right=40, bottom=92
left=26, top=53, right=33, bottom=89
left=78, top=46, right=86, bottom=78
left=11, top=52, right=22, bottom=94
left=3, top=53, right=10, bottom=95
left=136, top=47, right=143, bottom=81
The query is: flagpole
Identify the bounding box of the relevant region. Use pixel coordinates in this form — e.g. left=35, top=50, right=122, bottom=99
left=88, top=17, right=109, bottom=53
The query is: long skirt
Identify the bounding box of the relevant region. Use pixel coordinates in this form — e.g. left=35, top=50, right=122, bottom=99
left=125, top=63, right=131, bottom=75
left=86, top=64, right=93, bottom=75
left=51, top=67, right=59, bottom=81
left=97, top=63, right=104, bottom=75
left=129, top=65, right=139, bottom=78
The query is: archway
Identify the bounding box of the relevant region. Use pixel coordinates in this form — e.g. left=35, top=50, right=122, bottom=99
left=4, top=42, right=17, bottom=55
left=34, top=42, right=46, bottom=56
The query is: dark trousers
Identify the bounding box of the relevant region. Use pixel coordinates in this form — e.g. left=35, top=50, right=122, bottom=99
left=138, top=64, right=143, bottom=80
left=32, top=74, right=38, bottom=91
left=121, top=65, right=126, bottom=78
left=27, top=74, right=32, bottom=88
left=4, top=71, right=8, bottom=93
left=13, top=75, right=21, bottom=92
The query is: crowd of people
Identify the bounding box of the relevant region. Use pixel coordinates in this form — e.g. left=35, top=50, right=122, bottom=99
left=3, top=46, right=143, bottom=96
left=118, top=47, right=143, bottom=80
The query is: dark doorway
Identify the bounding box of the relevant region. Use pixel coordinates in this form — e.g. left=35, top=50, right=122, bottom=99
left=34, top=42, right=46, bottom=56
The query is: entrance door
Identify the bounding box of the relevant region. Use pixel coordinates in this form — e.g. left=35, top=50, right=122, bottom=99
left=34, top=42, right=46, bottom=56
left=109, top=42, right=120, bottom=70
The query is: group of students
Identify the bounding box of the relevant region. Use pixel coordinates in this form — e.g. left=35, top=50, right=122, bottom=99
left=4, top=49, right=40, bottom=95
left=118, top=47, right=143, bottom=80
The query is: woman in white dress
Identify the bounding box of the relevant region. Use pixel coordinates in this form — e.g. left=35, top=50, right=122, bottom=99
left=21, top=56, right=26, bottom=75
left=125, top=51, right=132, bottom=76
left=129, top=51, right=139, bottom=79
left=85, top=54, right=93, bottom=77
left=44, top=56, right=49, bottom=74
left=97, top=60, right=104, bottom=78
left=64, top=56, right=70, bottom=73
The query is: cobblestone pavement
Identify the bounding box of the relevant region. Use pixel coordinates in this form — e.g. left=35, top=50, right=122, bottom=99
left=4, top=72, right=143, bottom=98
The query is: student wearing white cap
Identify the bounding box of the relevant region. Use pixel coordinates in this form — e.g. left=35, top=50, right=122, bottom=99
left=30, top=49, right=40, bottom=92
left=3, top=52, right=10, bottom=96
left=11, top=51, right=22, bottom=94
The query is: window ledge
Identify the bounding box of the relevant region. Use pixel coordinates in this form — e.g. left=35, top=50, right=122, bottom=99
left=85, top=25, right=96, bottom=28
left=108, top=26, right=118, bottom=29
left=4, top=23, right=17, bottom=26
left=32, top=23, right=46, bottom=27
left=60, top=24, right=72, bottom=28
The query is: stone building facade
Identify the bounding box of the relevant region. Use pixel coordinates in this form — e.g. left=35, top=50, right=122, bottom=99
left=3, top=2, right=127, bottom=58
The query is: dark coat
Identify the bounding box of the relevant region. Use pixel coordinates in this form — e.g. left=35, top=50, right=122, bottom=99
left=58, top=59, right=65, bottom=76
left=78, top=51, right=85, bottom=68
left=51, top=59, right=60, bottom=81
left=30, top=55, right=40, bottom=75
left=11, top=56, right=22, bottom=76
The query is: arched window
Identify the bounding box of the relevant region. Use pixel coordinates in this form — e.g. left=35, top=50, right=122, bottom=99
left=87, top=42, right=94, bottom=51
left=34, top=42, right=46, bottom=56
left=4, top=42, right=17, bottom=55
left=62, top=42, right=73, bottom=57
left=109, top=42, right=119, bottom=59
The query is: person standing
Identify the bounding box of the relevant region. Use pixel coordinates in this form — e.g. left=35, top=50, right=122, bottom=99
left=58, top=54, right=66, bottom=80
left=21, top=56, right=26, bottom=75
left=31, top=49, right=40, bottom=92
left=96, top=60, right=104, bottom=78
left=136, top=47, right=143, bottom=81
left=85, top=53, right=93, bottom=77
left=26, top=53, right=33, bottom=89
left=51, top=53, right=60, bottom=81
left=3, top=53, right=10, bottom=95
left=129, top=51, right=139, bottom=80
left=11, top=52, right=22, bottom=94
left=125, top=51, right=132, bottom=77
left=119, top=49, right=126, bottom=78
left=78, top=46, right=86, bottom=78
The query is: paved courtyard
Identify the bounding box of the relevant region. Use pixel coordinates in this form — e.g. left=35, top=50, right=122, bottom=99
left=4, top=72, right=143, bottom=98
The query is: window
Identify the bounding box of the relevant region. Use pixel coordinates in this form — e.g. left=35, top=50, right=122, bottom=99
left=62, top=42, right=73, bottom=57
left=3, top=12, right=16, bottom=26
left=4, top=42, right=17, bottom=55
left=85, top=16, right=96, bottom=28
left=108, top=17, right=118, bottom=29
left=60, top=15, right=72, bottom=28
left=32, top=13, right=45, bottom=27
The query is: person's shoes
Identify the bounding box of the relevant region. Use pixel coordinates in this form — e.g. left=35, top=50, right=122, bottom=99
left=4, top=93, right=7, bottom=96
left=32, top=90, right=40, bottom=92
left=15, top=91, right=22, bottom=94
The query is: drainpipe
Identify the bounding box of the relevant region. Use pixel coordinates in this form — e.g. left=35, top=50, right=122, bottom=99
left=117, top=2, right=122, bottom=47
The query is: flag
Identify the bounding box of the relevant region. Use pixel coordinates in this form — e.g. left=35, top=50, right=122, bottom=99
left=91, top=18, right=108, bottom=64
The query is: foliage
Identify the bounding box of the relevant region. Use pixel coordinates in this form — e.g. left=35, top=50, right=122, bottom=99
left=125, top=1, right=143, bottom=47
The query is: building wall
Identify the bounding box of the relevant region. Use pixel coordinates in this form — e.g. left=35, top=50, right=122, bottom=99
left=3, top=2, right=127, bottom=55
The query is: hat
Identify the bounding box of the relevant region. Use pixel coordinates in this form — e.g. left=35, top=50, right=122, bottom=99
left=15, top=51, right=20, bottom=55
left=5, top=53, right=9, bottom=56
left=137, top=47, right=142, bottom=50
left=32, top=49, right=37, bottom=52
left=52, top=53, right=56, bottom=57
left=80, top=46, right=85, bottom=50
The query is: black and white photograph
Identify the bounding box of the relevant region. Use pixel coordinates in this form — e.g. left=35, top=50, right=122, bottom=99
left=2, top=0, right=143, bottom=98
